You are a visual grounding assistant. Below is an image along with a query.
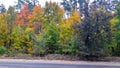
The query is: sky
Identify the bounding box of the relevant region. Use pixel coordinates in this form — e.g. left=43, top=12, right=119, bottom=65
left=0, top=0, right=94, bottom=9
left=0, top=0, right=62, bottom=9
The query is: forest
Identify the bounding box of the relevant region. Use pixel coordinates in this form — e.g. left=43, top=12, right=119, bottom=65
left=0, top=0, right=120, bottom=60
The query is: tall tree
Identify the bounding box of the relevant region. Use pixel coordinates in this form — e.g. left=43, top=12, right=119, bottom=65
left=15, top=0, right=39, bottom=11
left=0, top=4, right=6, bottom=13
left=110, top=2, right=120, bottom=56
left=59, top=10, right=81, bottom=54
left=0, top=14, right=10, bottom=48
left=29, top=5, right=43, bottom=34
left=44, top=1, right=64, bottom=24
left=77, top=9, right=112, bottom=59
left=6, top=6, right=17, bottom=49
left=16, top=4, right=31, bottom=28
left=43, top=22, right=60, bottom=54
left=61, top=0, right=89, bottom=17
left=91, top=0, right=119, bottom=11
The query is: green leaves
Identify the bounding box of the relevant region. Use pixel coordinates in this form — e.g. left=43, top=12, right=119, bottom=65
left=1, top=0, right=120, bottom=58
left=0, top=46, right=7, bottom=55
left=44, top=22, right=60, bottom=54
left=44, top=2, right=64, bottom=24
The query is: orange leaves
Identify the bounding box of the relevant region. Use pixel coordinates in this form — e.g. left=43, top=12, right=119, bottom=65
left=16, top=3, right=31, bottom=26
left=20, top=4, right=30, bottom=21
left=29, top=5, right=44, bottom=23
left=16, top=21, right=24, bottom=26
left=70, top=10, right=81, bottom=23
left=33, top=5, right=43, bottom=15
left=16, top=3, right=44, bottom=35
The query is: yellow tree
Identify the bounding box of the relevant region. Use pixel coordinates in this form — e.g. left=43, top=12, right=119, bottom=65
left=29, top=5, right=44, bottom=23
left=0, top=14, right=9, bottom=47
left=28, top=5, right=43, bottom=34
left=59, top=10, right=81, bottom=54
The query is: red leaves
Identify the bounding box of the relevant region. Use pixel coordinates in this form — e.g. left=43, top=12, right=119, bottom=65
left=16, top=3, right=31, bottom=26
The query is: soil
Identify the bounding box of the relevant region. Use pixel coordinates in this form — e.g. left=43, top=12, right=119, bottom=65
left=0, top=54, right=120, bottom=62
left=0, top=54, right=80, bottom=61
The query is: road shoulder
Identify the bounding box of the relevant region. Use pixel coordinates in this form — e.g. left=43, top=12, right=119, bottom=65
left=0, top=59, right=120, bottom=66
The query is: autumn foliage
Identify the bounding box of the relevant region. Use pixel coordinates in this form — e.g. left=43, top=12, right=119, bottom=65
left=0, top=0, right=120, bottom=60
left=16, top=4, right=31, bottom=26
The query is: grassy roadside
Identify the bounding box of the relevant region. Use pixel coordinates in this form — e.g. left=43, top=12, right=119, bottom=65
left=0, top=54, right=120, bottom=62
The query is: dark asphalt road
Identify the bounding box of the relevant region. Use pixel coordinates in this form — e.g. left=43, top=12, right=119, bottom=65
left=0, top=62, right=120, bottom=68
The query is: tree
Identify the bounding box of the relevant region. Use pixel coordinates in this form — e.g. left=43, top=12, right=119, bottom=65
left=16, top=3, right=31, bottom=28
left=15, top=0, right=39, bottom=11
left=61, top=0, right=88, bottom=17
left=29, top=5, right=43, bottom=34
left=0, top=14, right=9, bottom=47
left=92, top=0, right=119, bottom=11
left=43, top=22, right=60, bottom=54
left=6, top=6, right=17, bottom=48
left=59, top=10, right=81, bottom=55
left=44, top=1, right=64, bottom=24
left=78, top=9, right=112, bottom=59
left=0, top=4, right=6, bottom=13
left=110, top=3, right=120, bottom=56
left=29, top=5, right=44, bottom=23
left=61, top=0, right=80, bottom=12
left=59, top=20, right=74, bottom=54
left=10, top=25, right=26, bottom=54
left=33, top=32, right=46, bottom=56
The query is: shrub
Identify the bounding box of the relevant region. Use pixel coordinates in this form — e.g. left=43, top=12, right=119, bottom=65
left=33, top=34, right=46, bottom=56
left=0, top=46, right=7, bottom=55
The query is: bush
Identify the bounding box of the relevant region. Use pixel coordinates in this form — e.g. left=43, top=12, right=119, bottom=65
left=44, top=22, right=60, bottom=54
left=0, top=46, right=7, bottom=55
left=33, top=34, right=46, bottom=56
left=33, top=45, right=46, bottom=56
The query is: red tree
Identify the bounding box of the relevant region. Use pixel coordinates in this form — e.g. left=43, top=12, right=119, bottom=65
left=16, top=3, right=31, bottom=26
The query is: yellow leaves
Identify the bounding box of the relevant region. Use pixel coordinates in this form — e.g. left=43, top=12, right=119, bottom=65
left=60, top=10, right=81, bottom=28
left=25, top=27, right=34, bottom=33
left=59, top=11, right=80, bottom=35
left=27, top=47, right=33, bottom=54
left=0, top=14, right=5, bottom=23
left=70, top=11, right=81, bottom=23
left=29, top=5, right=44, bottom=23
left=110, top=17, right=119, bottom=26
left=0, top=40, right=5, bottom=46
left=13, top=44, right=22, bottom=49
left=0, top=14, right=9, bottom=39
left=32, top=5, right=44, bottom=15
left=58, top=7, right=64, bottom=17
left=59, top=10, right=81, bottom=45
left=59, top=20, right=74, bottom=44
